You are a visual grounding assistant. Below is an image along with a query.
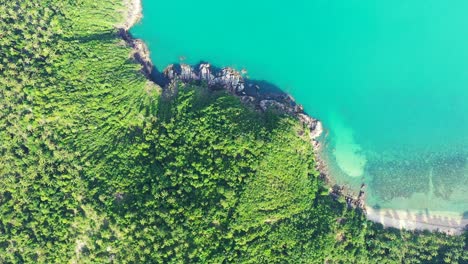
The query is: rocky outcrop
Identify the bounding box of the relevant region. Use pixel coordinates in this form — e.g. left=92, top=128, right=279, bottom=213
left=163, top=63, right=244, bottom=93
left=118, top=0, right=153, bottom=77
left=119, top=29, right=153, bottom=78
left=162, top=63, right=323, bottom=148
left=298, top=113, right=323, bottom=140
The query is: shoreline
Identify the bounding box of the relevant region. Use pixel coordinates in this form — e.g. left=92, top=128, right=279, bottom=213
left=121, top=0, right=142, bottom=30
left=366, top=207, right=468, bottom=235
left=120, top=0, right=466, bottom=235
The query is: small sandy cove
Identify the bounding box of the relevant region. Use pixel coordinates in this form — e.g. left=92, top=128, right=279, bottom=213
left=366, top=206, right=467, bottom=235
left=122, top=0, right=142, bottom=30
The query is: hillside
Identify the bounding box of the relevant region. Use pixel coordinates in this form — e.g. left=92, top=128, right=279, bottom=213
left=0, top=0, right=466, bottom=263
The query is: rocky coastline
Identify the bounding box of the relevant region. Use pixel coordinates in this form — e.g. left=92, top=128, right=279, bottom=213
left=118, top=28, right=153, bottom=78
left=118, top=0, right=468, bottom=235
left=157, top=65, right=466, bottom=234
left=118, top=0, right=153, bottom=79
left=118, top=0, right=367, bottom=211
left=159, top=62, right=371, bottom=211
left=161, top=64, right=370, bottom=209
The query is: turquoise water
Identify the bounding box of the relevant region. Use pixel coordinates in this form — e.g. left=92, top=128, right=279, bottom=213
left=132, top=0, right=468, bottom=216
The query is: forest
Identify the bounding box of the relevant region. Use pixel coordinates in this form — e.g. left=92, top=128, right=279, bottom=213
left=0, top=0, right=466, bottom=263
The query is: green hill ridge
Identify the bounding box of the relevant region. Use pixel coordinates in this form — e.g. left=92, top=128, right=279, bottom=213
left=0, top=0, right=466, bottom=263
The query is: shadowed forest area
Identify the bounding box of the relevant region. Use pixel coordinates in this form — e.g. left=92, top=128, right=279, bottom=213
left=0, top=0, right=466, bottom=263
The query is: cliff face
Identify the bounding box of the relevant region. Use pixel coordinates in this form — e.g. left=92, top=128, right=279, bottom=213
left=162, top=63, right=323, bottom=145
left=163, top=63, right=245, bottom=94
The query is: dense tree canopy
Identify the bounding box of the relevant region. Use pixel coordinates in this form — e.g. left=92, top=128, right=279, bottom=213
left=0, top=0, right=466, bottom=263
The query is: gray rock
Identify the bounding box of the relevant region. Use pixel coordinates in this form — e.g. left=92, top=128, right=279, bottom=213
left=163, top=64, right=245, bottom=93
left=216, top=67, right=244, bottom=93
left=240, top=96, right=256, bottom=104
left=259, top=100, right=288, bottom=112
left=180, top=64, right=198, bottom=82
left=199, top=63, right=214, bottom=83
left=163, top=64, right=178, bottom=80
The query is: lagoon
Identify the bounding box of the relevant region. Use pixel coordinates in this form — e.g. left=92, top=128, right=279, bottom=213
left=131, top=0, right=468, bottom=225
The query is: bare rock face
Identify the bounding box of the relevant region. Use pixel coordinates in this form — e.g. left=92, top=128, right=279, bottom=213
left=199, top=63, right=214, bottom=83
left=215, top=67, right=244, bottom=93
left=163, top=64, right=178, bottom=80
left=163, top=63, right=245, bottom=93
left=298, top=113, right=319, bottom=132
left=298, top=113, right=323, bottom=140
left=310, top=121, right=323, bottom=140
left=259, top=100, right=289, bottom=113
left=240, top=96, right=256, bottom=104
left=198, top=64, right=244, bottom=93
left=180, top=64, right=199, bottom=82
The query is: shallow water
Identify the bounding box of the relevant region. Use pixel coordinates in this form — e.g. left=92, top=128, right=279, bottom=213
left=132, top=0, right=468, bottom=217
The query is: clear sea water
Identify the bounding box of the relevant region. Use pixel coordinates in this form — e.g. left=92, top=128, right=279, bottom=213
left=132, top=0, right=468, bottom=218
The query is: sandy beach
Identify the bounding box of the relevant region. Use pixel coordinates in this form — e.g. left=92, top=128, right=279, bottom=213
left=122, top=0, right=142, bottom=30
left=366, top=206, right=467, bottom=235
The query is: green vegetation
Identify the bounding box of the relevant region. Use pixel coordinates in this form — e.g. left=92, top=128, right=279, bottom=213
left=0, top=0, right=466, bottom=263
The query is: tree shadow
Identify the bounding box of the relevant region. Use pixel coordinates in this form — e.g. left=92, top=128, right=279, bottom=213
left=64, top=30, right=118, bottom=43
